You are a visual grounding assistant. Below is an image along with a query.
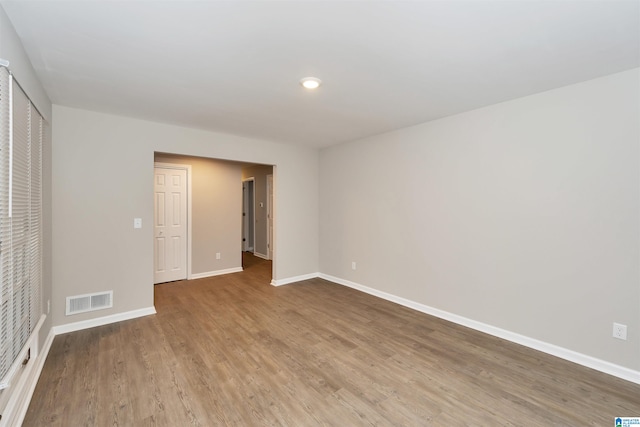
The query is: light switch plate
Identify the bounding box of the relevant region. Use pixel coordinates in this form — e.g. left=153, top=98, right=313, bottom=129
left=134, top=218, right=142, bottom=229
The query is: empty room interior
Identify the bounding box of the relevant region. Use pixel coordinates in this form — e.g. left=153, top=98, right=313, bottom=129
left=0, top=1, right=639, bottom=425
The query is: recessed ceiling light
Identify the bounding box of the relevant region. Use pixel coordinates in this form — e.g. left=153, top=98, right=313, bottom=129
left=300, top=77, right=321, bottom=89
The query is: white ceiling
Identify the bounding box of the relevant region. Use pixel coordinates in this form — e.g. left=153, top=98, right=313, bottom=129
left=2, top=1, right=639, bottom=148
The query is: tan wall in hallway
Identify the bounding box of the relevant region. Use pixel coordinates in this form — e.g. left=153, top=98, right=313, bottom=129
left=155, top=154, right=243, bottom=275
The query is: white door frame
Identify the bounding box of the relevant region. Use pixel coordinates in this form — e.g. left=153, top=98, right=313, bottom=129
left=154, top=162, right=193, bottom=280
left=242, top=177, right=256, bottom=252
left=267, top=174, right=273, bottom=260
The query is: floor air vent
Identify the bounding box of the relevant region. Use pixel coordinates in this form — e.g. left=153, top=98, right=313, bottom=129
left=66, top=291, right=113, bottom=315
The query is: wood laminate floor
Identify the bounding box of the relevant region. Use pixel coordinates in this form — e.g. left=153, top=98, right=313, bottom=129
left=24, top=253, right=640, bottom=426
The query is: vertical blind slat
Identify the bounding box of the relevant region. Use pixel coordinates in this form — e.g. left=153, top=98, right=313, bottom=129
left=11, top=79, right=30, bottom=364
left=0, top=67, right=11, bottom=380
left=29, top=105, right=42, bottom=333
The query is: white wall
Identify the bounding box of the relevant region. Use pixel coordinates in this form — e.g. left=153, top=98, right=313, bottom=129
left=320, top=68, right=640, bottom=371
left=0, top=6, right=50, bottom=121
left=52, top=105, right=319, bottom=327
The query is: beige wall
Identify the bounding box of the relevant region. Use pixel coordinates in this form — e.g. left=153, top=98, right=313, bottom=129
left=52, top=105, right=319, bottom=327
left=155, top=154, right=243, bottom=275
left=320, top=68, right=640, bottom=371
left=242, top=164, right=274, bottom=258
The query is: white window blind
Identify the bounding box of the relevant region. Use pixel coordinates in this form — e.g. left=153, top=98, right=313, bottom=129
left=0, top=66, right=44, bottom=389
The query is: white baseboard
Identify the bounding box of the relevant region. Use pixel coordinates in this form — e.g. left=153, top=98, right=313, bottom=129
left=53, top=306, right=156, bottom=335
left=190, top=267, right=243, bottom=280
left=9, top=327, right=55, bottom=427
left=253, top=252, right=269, bottom=260
left=271, top=272, right=320, bottom=287
left=319, top=273, right=640, bottom=385
left=0, top=314, right=54, bottom=427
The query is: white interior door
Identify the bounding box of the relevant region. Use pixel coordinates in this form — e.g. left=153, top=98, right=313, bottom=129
left=154, top=167, right=187, bottom=284
left=267, top=174, right=273, bottom=260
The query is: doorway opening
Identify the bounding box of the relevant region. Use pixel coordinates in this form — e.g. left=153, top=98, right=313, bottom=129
left=153, top=153, right=275, bottom=288
left=241, top=165, right=274, bottom=262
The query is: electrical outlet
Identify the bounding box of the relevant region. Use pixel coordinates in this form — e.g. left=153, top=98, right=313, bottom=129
left=216, top=252, right=221, bottom=260
left=613, top=323, right=627, bottom=340
left=351, top=261, right=356, bottom=270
